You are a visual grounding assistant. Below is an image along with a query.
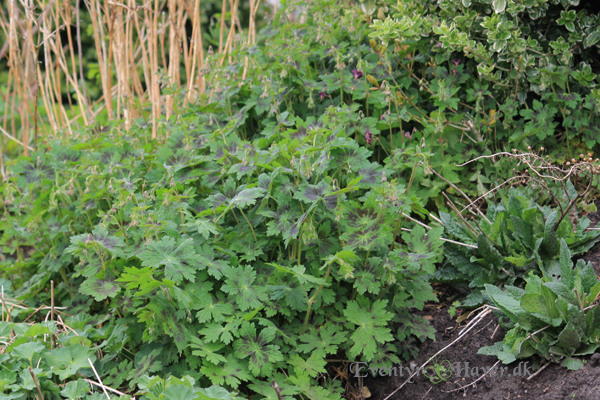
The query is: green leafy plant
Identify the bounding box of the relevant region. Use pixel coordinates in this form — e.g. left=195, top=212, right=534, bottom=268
left=0, top=1, right=451, bottom=397
left=369, top=0, right=600, bottom=160
left=433, top=148, right=600, bottom=305
left=436, top=185, right=600, bottom=305
left=0, top=295, right=239, bottom=400
left=4, top=0, right=600, bottom=397
left=479, top=239, right=600, bottom=371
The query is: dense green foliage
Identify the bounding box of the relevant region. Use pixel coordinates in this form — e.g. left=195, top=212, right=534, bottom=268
left=0, top=1, right=448, bottom=398
left=369, top=0, right=600, bottom=160
left=0, top=313, right=239, bottom=400
left=480, top=240, right=600, bottom=370
left=2, top=0, right=600, bottom=398
left=436, top=186, right=600, bottom=305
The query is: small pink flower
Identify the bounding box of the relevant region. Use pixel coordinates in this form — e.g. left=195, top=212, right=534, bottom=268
left=365, top=128, right=373, bottom=145
left=452, top=59, right=462, bottom=66
left=403, top=131, right=412, bottom=139
left=352, top=69, right=363, bottom=79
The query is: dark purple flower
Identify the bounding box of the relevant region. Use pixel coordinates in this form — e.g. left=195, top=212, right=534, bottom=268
left=403, top=131, right=412, bottom=139
left=452, top=59, right=462, bottom=66
left=319, top=91, right=327, bottom=101
left=365, top=128, right=373, bottom=145
left=352, top=69, right=363, bottom=79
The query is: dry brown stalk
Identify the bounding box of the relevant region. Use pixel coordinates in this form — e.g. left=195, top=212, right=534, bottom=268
left=220, top=0, right=239, bottom=66
left=242, top=0, right=260, bottom=80
left=457, top=149, right=598, bottom=233
left=219, top=0, right=227, bottom=53
left=1, top=0, right=261, bottom=154
left=184, top=0, right=204, bottom=105
left=28, top=367, right=44, bottom=400
left=382, top=306, right=493, bottom=400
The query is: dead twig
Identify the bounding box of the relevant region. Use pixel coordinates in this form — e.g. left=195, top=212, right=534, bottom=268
left=444, top=360, right=501, bottom=393
left=526, top=360, right=551, bottom=381
left=457, top=150, right=599, bottom=230
left=88, top=358, right=110, bottom=399
left=382, top=306, right=493, bottom=400
left=28, top=367, right=44, bottom=400
left=490, top=324, right=500, bottom=340
left=430, top=167, right=491, bottom=224
left=1, top=286, right=6, bottom=322
left=402, top=212, right=432, bottom=230
left=84, top=378, right=132, bottom=397
left=428, top=213, right=444, bottom=226
left=272, top=380, right=283, bottom=400
left=50, top=280, right=55, bottom=349
left=399, top=227, right=478, bottom=249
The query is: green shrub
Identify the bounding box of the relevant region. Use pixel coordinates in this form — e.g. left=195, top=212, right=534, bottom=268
left=368, top=0, right=600, bottom=164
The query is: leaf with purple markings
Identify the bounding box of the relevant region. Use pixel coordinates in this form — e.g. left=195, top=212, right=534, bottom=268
left=233, top=322, right=283, bottom=376
left=138, top=237, right=202, bottom=283
left=80, top=277, right=120, bottom=301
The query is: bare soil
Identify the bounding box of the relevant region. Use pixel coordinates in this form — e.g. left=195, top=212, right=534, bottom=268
left=359, top=303, right=600, bottom=400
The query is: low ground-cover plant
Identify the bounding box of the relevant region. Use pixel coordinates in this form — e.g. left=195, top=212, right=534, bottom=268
left=0, top=0, right=456, bottom=391
left=3, top=0, right=600, bottom=398
left=436, top=186, right=600, bottom=305
left=0, top=1, right=451, bottom=396
left=479, top=239, right=600, bottom=371
left=0, top=105, right=444, bottom=397
left=0, top=286, right=239, bottom=399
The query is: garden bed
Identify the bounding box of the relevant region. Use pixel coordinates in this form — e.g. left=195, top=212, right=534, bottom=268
left=358, top=204, right=600, bottom=400
left=362, top=301, right=600, bottom=400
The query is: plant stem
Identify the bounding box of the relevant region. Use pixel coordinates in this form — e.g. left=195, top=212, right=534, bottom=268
left=301, top=261, right=333, bottom=334
left=391, top=156, right=422, bottom=250
left=59, top=266, right=74, bottom=298
left=376, top=284, right=391, bottom=301
left=238, top=208, right=257, bottom=242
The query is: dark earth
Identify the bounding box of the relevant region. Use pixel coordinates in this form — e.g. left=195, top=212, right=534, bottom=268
left=342, top=201, right=600, bottom=400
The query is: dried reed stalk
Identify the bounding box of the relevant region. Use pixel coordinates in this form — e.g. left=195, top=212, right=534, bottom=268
left=0, top=0, right=259, bottom=155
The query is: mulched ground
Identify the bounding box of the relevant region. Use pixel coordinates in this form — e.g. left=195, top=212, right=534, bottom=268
left=344, top=202, right=600, bottom=400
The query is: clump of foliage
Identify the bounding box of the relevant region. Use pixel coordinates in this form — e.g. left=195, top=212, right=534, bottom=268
left=373, top=0, right=600, bottom=154
left=3, top=0, right=600, bottom=397
left=436, top=185, right=600, bottom=305
left=479, top=239, right=600, bottom=371
left=0, top=284, right=239, bottom=399
left=0, top=0, right=451, bottom=397
left=0, top=115, right=442, bottom=398
left=363, top=0, right=600, bottom=209
left=433, top=148, right=600, bottom=305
